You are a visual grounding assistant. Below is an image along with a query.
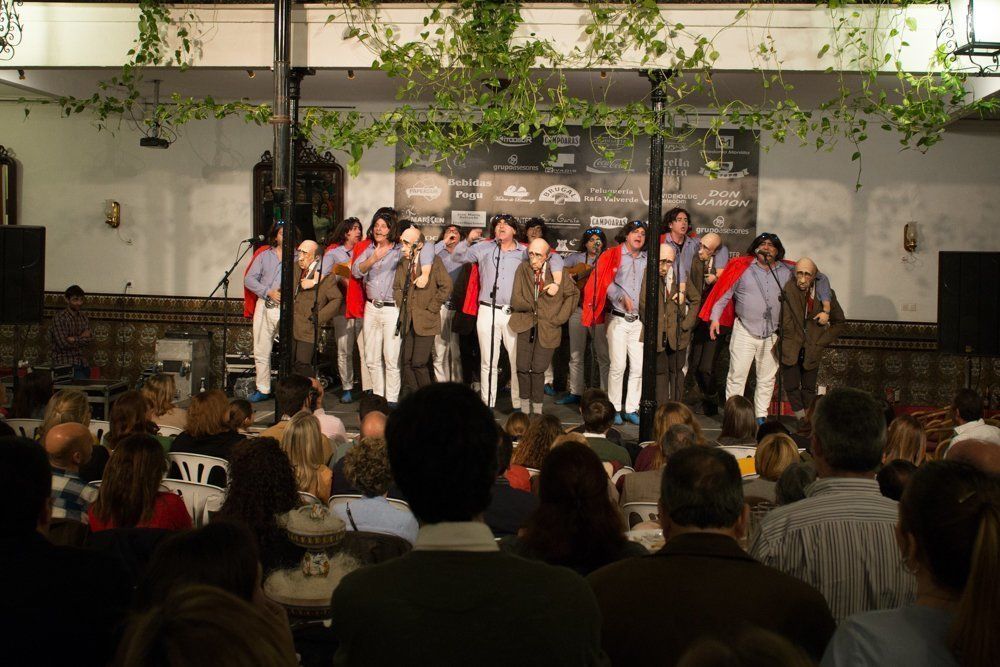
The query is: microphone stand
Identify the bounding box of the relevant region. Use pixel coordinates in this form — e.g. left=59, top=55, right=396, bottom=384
left=120, top=282, right=131, bottom=383
left=586, top=244, right=603, bottom=392
left=205, top=240, right=255, bottom=389
left=310, top=250, right=325, bottom=378
left=487, top=240, right=502, bottom=410
left=765, top=254, right=786, bottom=419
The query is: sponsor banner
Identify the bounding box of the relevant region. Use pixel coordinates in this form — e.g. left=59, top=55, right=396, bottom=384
left=394, top=127, right=759, bottom=254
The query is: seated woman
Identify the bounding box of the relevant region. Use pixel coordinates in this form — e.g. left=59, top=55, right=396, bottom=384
left=743, top=433, right=800, bottom=503
left=10, top=370, right=53, bottom=420
left=216, top=438, right=302, bottom=574
left=503, top=411, right=530, bottom=444
left=140, top=373, right=188, bottom=430
left=170, top=389, right=244, bottom=487
left=635, top=402, right=707, bottom=472
left=226, top=399, right=255, bottom=435
left=88, top=434, right=191, bottom=532
left=501, top=442, right=646, bottom=576
left=104, top=390, right=171, bottom=453
left=716, top=395, right=757, bottom=447
left=280, top=411, right=333, bottom=503
left=507, top=414, right=563, bottom=492
left=331, top=437, right=418, bottom=545
left=883, top=414, right=927, bottom=466
left=823, top=461, right=999, bottom=666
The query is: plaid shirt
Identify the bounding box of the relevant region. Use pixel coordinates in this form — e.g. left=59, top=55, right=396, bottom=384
left=50, top=467, right=98, bottom=524
left=49, top=307, right=90, bottom=366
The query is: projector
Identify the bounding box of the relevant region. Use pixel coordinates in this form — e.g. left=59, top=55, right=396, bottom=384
left=139, top=136, right=170, bottom=149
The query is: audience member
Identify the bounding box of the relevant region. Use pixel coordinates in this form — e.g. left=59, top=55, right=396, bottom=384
left=0, top=421, right=14, bottom=438
left=755, top=418, right=791, bottom=444
left=359, top=392, right=390, bottom=421
left=882, top=413, right=927, bottom=465
left=744, top=433, right=799, bottom=503
left=578, top=395, right=632, bottom=467
left=280, top=411, right=333, bottom=502
left=589, top=447, right=835, bottom=665
left=216, top=438, right=301, bottom=573
left=620, top=423, right=696, bottom=507
left=0, top=436, right=131, bottom=667
left=105, top=390, right=170, bottom=452
left=0, top=383, right=7, bottom=419
left=503, top=411, right=530, bottom=442
left=503, top=442, right=645, bottom=575
left=140, top=373, right=188, bottom=430
left=332, top=436, right=418, bottom=544
left=308, top=376, right=348, bottom=444
left=39, top=388, right=107, bottom=482
left=88, top=434, right=192, bottom=532
left=260, top=374, right=314, bottom=441
left=330, top=383, right=608, bottom=665
left=635, top=402, right=706, bottom=471
left=226, top=398, right=255, bottom=434
left=569, top=388, right=625, bottom=445
left=44, top=422, right=96, bottom=524
left=823, top=461, right=1000, bottom=666
left=678, top=628, right=815, bottom=667
left=10, top=369, right=54, bottom=419
left=552, top=431, right=590, bottom=448
left=876, top=459, right=918, bottom=501
left=750, top=387, right=916, bottom=622
left=115, top=585, right=298, bottom=667
left=949, top=388, right=1000, bottom=446
left=359, top=409, right=387, bottom=440
left=717, top=395, right=757, bottom=446
left=170, top=389, right=243, bottom=487
left=509, top=413, right=563, bottom=474
left=774, top=461, right=817, bottom=505
left=485, top=432, right=538, bottom=538
left=945, top=438, right=1000, bottom=474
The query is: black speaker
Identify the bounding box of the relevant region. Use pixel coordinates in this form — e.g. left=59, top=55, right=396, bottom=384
left=0, top=226, right=45, bottom=324
left=938, top=252, right=1000, bottom=356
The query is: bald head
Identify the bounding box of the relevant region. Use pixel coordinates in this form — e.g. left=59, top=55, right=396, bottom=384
left=659, top=244, right=675, bottom=277
left=360, top=410, right=387, bottom=440
left=44, top=422, right=93, bottom=471
left=795, top=257, right=818, bottom=291
left=698, top=232, right=721, bottom=261
left=297, top=240, right=318, bottom=270
left=528, top=238, right=550, bottom=271
left=298, top=240, right=318, bottom=255
left=945, top=439, right=1000, bottom=474
left=400, top=227, right=424, bottom=259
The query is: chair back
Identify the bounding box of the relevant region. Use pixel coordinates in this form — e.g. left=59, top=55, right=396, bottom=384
left=160, top=479, right=225, bottom=528
left=88, top=420, right=111, bottom=442
left=638, top=440, right=655, bottom=448
left=611, top=466, right=635, bottom=484
left=525, top=467, right=541, bottom=478
left=622, top=501, right=659, bottom=529
left=329, top=493, right=410, bottom=513
left=168, top=453, right=229, bottom=485
left=6, top=418, right=43, bottom=439
left=299, top=491, right=322, bottom=505
left=158, top=425, right=184, bottom=437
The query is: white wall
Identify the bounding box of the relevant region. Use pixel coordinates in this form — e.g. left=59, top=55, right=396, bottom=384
left=4, top=105, right=999, bottom=321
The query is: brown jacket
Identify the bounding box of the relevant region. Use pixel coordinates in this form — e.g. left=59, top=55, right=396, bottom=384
left=779, top=284, right=846, bottom=369
left=509, top=261, right=580, bottom=349
left=293, top=274, right=343, bottom=343
left=393, top=255, right=452, bottom=337
left=638, top=271, right=701, bottom=352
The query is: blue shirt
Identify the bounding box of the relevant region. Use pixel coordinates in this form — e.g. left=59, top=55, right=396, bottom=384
left=664, top=233, right=700, bottom=283
left=331, top=495, right=420, bottom=545
left=435, top=240, right=468, bottom=284
left=321, top=245, right=353, bottom=278
left=352, top=243, right=402, bottom=302
left=50, top=467, right=97, bottom=524
left=606, top=246, right=647, bottom=315
left=821, top=605, right=958, bottom=667
left=244, top=248, right=283, bottom=299
left=452, top=240, right=565, bottom=306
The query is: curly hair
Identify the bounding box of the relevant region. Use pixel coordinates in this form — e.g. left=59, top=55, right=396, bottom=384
left=342, top=437, right=394, bottom=497
left=216, top=438, right=300, bottom=573
left=510, top=414, right=563, bottom=469
left=40, top=389, right=92, bottom=439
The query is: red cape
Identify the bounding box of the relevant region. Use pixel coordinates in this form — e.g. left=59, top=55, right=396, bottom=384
left=460, top=239, right=532, bottom=317
left=346, top=238, right=372, bottom=320
left=581, top=246, right=623, bottom=326
left=698, top=256, right=795, bottom=326
left=243, top=245, right=272, bottom=318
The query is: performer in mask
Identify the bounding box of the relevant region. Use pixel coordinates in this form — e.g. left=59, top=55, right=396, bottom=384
left=686, top=232, right=729, bottom=415
left=292, top=240, right=343, bottom=377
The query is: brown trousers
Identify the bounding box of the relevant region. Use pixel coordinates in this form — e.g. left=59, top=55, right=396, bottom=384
left=516, top=329, right=555, bottom=405
left=401, top=328, right=434, bottom=391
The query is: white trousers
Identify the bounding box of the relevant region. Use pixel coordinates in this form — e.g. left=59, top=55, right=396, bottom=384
left=355, top=321, right=372, bottom=392
left=252, top=299, right=280, bottom=394
left=433, top=305, right=463, bottom=383
left=362, top=302, right=402, bottom=402
left=726, top=318, right=779, bottom=418
left=332, top=315, right=362, bottom=391
left=567, top=308, right=609, bottom=395
left=606, top=314, right=643, bottom=413
left=476, top=305, right=519, bottom=409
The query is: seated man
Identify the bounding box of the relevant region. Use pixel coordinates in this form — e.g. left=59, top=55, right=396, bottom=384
left=330, top=383, right=607, bottom=665
left=484, top=433, right=538, bottom=538
left=749, top=387, right=916, bottom=621
left=44, top=422, right=97, bottom=525
left=946, top=438, right=1000, bottom=474
left=0, top=437, right=131, bottom=666
left=569, top=388, right=625, bottom=446
left=578, top=394, right=631, bottom=468
left=260, top=374, right=345, bottom=444
left=589, top=447, right=835, bottom=665
left=948, top=388, right=1000, bottom=447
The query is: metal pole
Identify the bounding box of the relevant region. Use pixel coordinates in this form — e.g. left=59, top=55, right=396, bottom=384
left=273, top=0, right=293, bottom=378
left=639, top=69, right=670, bottom=441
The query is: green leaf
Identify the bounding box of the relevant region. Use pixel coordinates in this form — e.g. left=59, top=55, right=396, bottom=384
left=905, top=17, right=917, bottom=31
left=851, top=151, right=861, bottom=161
left=817, top=44, right=830, bottom=58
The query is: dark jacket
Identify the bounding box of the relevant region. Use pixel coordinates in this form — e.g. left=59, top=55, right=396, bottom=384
left=509, top=261, right=579, bottom=349
left=393, top=255, right=452, bottom=337
left=293, top=273, right=343, bottom=344
left=639, top=270, right=702, bottom=352
left=484, top=477, right=539, bottom=538
left=779, top=284, right=846, bottom=369
left=588, top=532, right=835, bottom=665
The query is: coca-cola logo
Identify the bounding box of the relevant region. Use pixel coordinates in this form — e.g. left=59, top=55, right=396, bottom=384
left=586, top=157, right=634, bottom=174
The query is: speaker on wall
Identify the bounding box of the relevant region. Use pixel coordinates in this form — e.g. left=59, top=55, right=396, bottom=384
left=938, top=251, right=1000, bottom=356
left=0, top=226, right=45, bottom=324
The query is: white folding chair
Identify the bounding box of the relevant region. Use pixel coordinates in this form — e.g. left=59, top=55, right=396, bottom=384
left=88, top=420, right=111, bottom=443
left=622, top=502, right=659, bottom=530
left=300, top=491, right=322, bottom=505
left=611, top=466, right=635, bottom=484
left=160, top=479, right=225, bottom=528
left=158, top=425, right=184, bottom=437
left=6, top=418, right=43, bottom=439
left=525, top=467, right=541, bottom=478
left=168, top=453, right=229, bottom=485
left=719, top=445, right=758, bottom=459
left=638, top=440, right=655, bottom=449
left=329, top=493, right=410, bottom=513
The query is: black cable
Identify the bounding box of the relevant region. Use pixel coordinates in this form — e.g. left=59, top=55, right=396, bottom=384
left=487, top=240, right=501, bottom=409
left=310, top=248, right=325, bottom=377
left=765, top=259, right=786, bottom=417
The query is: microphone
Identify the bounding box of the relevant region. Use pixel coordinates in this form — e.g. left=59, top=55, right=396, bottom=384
left=243, top=234, right=265, bottom=244
left=124, top=281, right=132, bottom=293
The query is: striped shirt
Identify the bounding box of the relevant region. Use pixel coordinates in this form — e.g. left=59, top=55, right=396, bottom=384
left=50, top=467, right=98, bottom=524
left=749, top=477, right=916, bottom=622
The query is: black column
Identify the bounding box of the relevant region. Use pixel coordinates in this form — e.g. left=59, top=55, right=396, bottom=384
left=273, top=0, right=294, bottom=378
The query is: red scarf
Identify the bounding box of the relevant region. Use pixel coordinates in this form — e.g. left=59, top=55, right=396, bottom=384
left=345, top=238, right=372, bottom=320
left=242, top=245, right=272, bottom=319
left=698, top=256, right=796, bottom=326
left=581, top=246, right=623, bottom=326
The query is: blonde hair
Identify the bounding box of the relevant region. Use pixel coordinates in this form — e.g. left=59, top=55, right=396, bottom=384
left=552, top=432, right=588, bottom=448
left=884, top=414, right=927, bottom=465
left=504, top=412, right=530, bottom=440
left=40, top=389, right=92, bottom=438
left=280, top=411, right=331, bottom=496
left=141, top=373, right=177, bottom=417
left=755, top=433, right=800, bottom=481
